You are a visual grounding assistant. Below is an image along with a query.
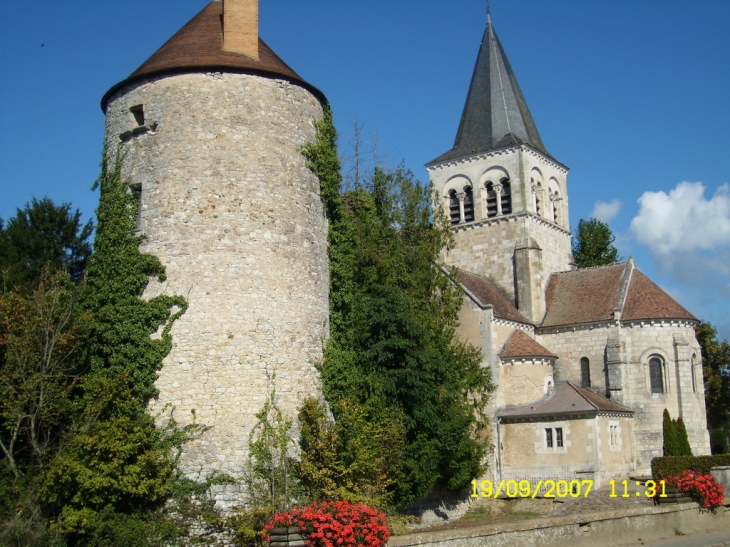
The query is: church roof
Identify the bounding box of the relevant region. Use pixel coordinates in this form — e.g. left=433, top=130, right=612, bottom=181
left=429, top=18, right=549, bottom=165
left=542, top=260, right=696, bottom=328
left=498, top=381, right=633, bottom=421
left=456, top=269, right=531, bottom=325
left=500, top=330, right=557, bottom=359
left=101, top=1, right=325, bottom=111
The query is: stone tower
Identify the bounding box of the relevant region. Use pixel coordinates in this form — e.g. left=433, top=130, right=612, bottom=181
left=101, top=0, right=328, bottom=502
left=428, top=17, right=574, bottom=324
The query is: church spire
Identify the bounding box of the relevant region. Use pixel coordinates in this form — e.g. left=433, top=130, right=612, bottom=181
left=431, top=18, right=549, bottom=164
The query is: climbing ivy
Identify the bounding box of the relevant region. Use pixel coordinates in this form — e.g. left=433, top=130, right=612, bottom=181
left=82, top=148, right=187, bottom=402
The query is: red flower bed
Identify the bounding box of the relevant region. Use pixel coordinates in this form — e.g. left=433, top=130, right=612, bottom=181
left=264, top=500, right=390, bottom=547
left=665, top=470, right=725, bottom=510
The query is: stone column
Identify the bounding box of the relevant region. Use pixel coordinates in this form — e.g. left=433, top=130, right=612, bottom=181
left=494, top=182, right=503, bottom=216
left=457, top=191, right=466, bottom=224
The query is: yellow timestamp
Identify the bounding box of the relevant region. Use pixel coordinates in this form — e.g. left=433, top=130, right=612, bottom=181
left=609, top=479, right=668, bottom=498
left=470, top=479, right=594, bottom=499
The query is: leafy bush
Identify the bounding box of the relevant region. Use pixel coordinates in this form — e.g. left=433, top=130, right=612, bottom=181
left=264, top=500, right=389, bottom=547
left=651, top=455, right=730, bottom=479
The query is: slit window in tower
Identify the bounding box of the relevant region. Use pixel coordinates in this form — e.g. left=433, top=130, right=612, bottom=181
left=463, top=187, right=474, bottom=222
left=485, top=182, right=498, bottom=218
left=581, top=357, right=591, bottom=388
left=501, top=180, right=512, bottom=215
left=448, top=190, right=460, bottom=225
left=130, top=104, right=145, bottom=127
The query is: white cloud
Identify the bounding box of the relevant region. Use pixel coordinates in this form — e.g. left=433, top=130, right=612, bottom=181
left=630, top=181, right=730, bottom=333
left=630, top=181, right=730, bottom=261
left=591, top=199, right=621, bottom=223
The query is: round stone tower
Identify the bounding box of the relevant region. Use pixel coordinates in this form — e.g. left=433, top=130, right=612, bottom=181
left=101, top=0, right=328, bottom=502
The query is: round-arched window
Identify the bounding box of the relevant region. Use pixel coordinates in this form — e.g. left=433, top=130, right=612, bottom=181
left=649, top=356, right=664, bottom=393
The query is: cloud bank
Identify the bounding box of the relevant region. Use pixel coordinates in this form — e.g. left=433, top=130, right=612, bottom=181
left=630, top=181, right=730, bottom=339
left=630, top=181, right=730, bottom=261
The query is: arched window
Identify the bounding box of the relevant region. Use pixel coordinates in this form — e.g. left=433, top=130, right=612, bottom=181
left=649, top=356, right=664, bottom=394
left=533, top=180, right=542, bottom=217
left=463, top=187, right=474, bottom=222
left=500, top=179, right=512, bottom=215
left=580, top=357, right=591, bottom=388
left=485, top=182, right=498, bottom=218
left=448, top=190, right=460, bottom=225
left=551, top=191, right=560, bottom=224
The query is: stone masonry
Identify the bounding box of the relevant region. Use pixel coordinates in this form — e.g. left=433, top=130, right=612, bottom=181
left=104, top=71, right=328, bottom=499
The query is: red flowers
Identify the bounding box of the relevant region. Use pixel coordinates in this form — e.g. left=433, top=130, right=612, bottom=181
left=264, top=501, right=390, bottom=547
left=665, top=470, right=725, bottom=510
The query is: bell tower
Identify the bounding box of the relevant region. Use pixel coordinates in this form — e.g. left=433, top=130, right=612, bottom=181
left=428, top=16, right=574, bottom=324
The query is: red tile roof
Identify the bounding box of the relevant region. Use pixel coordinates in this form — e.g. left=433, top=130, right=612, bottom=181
left=498, top=381, right=633, bottom=420
left=541, top=260, right=695, bottom=328
left=622, top=269, right=696, bottom=322
left=500, top=330, right=557, bottom=359
left=542, top=263, right=626, bottom=327
left=456, top=269, right=530, bottom=324
left=102, top=2, right=324, bottom=110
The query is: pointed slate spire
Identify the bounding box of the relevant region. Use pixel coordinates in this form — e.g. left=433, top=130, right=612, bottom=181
left=431, top=18, right=549, bottom=164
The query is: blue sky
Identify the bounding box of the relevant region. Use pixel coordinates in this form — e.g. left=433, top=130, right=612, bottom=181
left=1, top=1, right=729, bottom=339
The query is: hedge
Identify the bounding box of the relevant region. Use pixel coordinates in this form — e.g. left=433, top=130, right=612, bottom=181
left=651, top=455, right=730, bottom=480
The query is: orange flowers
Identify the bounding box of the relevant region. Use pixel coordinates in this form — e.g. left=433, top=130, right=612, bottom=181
left=264, top=501, right=390, bottom=547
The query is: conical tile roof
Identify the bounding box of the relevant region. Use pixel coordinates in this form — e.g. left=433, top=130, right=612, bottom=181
left=430, top=18, right=548, bottom=164
left=102, top=1, right=325, bottom=110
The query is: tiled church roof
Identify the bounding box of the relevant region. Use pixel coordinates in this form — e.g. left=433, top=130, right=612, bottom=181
left=500, top=330, right=557, bottom=359
left=498, top=381, right=633, bottom=420
left=429, top=18, right=551, bottom=165
left=456, top=269, right=530, bottom=324
left=622, top=269, right=696, bottom=322
left=102, top=1, right=325, bottom=110
left=542, top=260, right=696, bottom=328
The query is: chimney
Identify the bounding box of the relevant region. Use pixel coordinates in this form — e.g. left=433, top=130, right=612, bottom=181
left=222, top=0, right=259, bottom=60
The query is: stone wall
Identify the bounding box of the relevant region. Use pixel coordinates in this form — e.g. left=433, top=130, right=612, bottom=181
left=538, top=321, right=710, bottom=474
left=104, top=72, right=327, bottom=501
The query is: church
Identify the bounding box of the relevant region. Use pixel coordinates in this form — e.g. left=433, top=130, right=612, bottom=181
left=428, top=16, right=711, bottom=486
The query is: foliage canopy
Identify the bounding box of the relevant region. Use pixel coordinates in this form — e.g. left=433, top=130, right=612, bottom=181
left=304, top=112, right=494, bottom=508
left=0, top=197, right=93, bottom=290
left=571, top=217, right=621, bottom=268
left=696, top=321, right=730, bottom=430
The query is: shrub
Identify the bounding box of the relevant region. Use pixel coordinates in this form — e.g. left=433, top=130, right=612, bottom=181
left=264, top=500, right=389, bottom=547
left=651, top=454, right=730, bottom=479
left=665, top=470, right=725, bottom=510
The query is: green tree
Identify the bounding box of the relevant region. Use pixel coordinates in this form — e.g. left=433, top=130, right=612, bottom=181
left=571, top=217, right=621, bottom=268
left=662, top=408, right=679, bottom=456
left=0, top=197, right=93, bottom=289
left=316, top=165, right=493, bottom=507
left=696, top=321, right=730, bottom=430
left=0, top=270, right=88, bottom=479
left=675, top=417, right=692, bottom=456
